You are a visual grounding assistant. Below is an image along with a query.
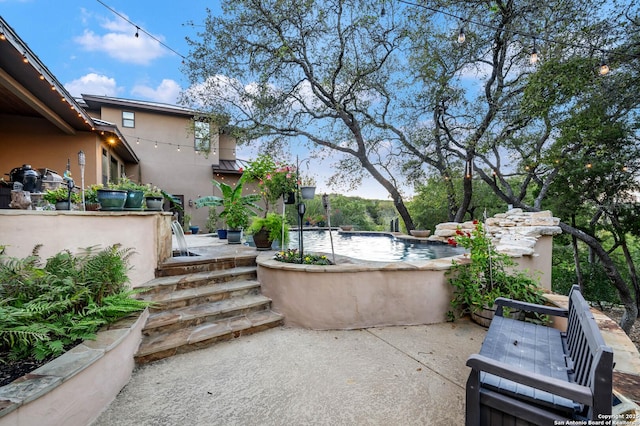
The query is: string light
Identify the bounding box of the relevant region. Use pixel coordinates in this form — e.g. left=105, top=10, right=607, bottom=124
left=530, top=40, right=538, bottom=65
left=599, top=56, right=610, bottom=75
left=457, top=27, right=466, bottom=44
left=154, top=141, right=158, bottom=148
left=96, top=0, right=187, bottom=60
left=22, top=52, right=28, bottom=63
left=177, top=145, right=181, bottom=152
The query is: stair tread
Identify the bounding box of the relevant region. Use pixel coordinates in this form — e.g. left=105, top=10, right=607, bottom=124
left=136, top=310, right=283, bottom=356
left=134, top=266, right=257, bottom=290
left=139, top=279, right=260, bottom=304
left=144, top=293, right=272, bottom=330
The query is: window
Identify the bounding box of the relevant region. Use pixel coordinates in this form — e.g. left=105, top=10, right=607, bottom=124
left=194, top=121, right=210, bottom=152
left=102, top=149, right=109, bottom=185
left=122, top=111, right=135, bottom=128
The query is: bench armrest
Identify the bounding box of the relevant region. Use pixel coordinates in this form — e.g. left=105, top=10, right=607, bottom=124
left=466, top=354, right=592, bottom=405
left=495, top=297, right=569, bottom=318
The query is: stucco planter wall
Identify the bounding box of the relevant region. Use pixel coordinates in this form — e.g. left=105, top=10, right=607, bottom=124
left=0, top=309, right=149, bottom=426
left=0, top=210, right=173, bottom=287
left=258, top=254, right=459, bottom=330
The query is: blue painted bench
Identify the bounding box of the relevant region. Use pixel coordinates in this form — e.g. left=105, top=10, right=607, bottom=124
left=465, top=285, right=614, bottom=425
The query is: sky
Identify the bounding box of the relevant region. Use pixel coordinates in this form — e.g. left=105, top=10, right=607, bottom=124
left=0, top=0, right=395, bottom=200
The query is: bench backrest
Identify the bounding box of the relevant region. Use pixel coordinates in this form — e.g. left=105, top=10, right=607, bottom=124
left=566, top=285, right=614, bottom=417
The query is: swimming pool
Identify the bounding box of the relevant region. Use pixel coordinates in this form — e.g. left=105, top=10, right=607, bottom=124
left=286, top=230, right=464, bottom=262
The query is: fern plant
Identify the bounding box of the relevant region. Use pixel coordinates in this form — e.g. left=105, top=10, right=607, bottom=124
left=0, top=245, right=148, bottom=361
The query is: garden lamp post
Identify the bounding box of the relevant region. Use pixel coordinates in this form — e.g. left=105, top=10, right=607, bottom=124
left=78, top=150, right=85, bottom=211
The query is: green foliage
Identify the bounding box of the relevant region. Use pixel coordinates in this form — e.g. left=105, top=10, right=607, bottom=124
left=243, top=154, right=297, bottom=211
left=109, top=176, right=146, bottom=192
left=206, top=207, right=219, bottom=232
left=274, top=249, right=332, bottom=265
left=247, top=213, right=290, bottom=244
left=551, top=244, right=621, bottom=306
left=0, top=245, right=147, bottom=361
left=195, top=175, right=262, bottom=229
left=285, top=194, right=395, bottom=231
left=447, top=222, right=545, bottom=320
left=43, top=186, right=80, bottom=204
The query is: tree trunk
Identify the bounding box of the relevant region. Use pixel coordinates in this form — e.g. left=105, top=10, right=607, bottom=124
left=571, top=214, right=584, bottom=292
left=559, top=222, right=637, bottom=333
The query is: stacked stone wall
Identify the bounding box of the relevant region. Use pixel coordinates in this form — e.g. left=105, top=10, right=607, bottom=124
left=430, top=208, right=562, bottom=257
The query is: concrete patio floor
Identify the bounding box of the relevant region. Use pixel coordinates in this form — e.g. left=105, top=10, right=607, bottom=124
left=92, top=319, right=485, bottom=426
left=93, top=232, right=485, bottom=425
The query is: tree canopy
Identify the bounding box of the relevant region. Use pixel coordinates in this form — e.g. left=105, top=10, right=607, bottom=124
left=182, top=0, right=640, bottom=332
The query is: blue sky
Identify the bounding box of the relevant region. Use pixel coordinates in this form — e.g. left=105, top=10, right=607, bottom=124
left=0, top=0, right=397, bottom=200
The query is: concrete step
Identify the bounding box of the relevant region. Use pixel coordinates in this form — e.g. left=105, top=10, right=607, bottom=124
left=142, top=293, right=274, bottom=336
left=135, top=310, right=284, bottom=364
left=134, top=266, right=258, bottom=296
left=139, top=280, right=262, bottom=312
left=156, top=253, right=258, bottom=277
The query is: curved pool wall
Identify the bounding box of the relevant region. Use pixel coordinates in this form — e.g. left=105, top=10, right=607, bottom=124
left=258, top=254, right=462, bottom=329
left=258, top=209, right=562, bottom=330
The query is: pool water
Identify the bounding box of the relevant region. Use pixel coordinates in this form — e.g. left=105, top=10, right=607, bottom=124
left=286, top=230, right=465, bottom=262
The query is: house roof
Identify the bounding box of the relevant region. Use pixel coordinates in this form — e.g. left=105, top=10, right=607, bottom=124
left=0, top=17, right=95, bottom=134
left=212, top=159, right=250, bottom=175
left=0, top=17, right=138, bottom=164
left=82, top=94, right=198, bottom=118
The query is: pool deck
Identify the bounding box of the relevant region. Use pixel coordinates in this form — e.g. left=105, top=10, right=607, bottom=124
left=92, top=232, right=485, bottom=425
left=91, top=233, right=640, bottom=425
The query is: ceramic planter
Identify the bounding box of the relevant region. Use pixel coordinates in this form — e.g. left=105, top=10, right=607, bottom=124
left=55, top=201, right=70, bottom=210
left=227, top=229, right=242, bottom=244
left=96, top=189, right=127, bottom=211
left=124, top=190, right=144, bottom=210
left=217, top=229, right=228, bottom=239
left=252, top=228, right=273, bottom=250
left=145, top=196, right=163, bottom=211
left=300, top=186, right=315, bottom=200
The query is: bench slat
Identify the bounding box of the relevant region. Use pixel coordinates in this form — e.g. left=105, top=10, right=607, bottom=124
left=479, top=316, right=579, bottom=412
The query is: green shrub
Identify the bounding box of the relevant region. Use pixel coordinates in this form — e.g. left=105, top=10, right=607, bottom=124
left=0, top=245, right=148, bottom=361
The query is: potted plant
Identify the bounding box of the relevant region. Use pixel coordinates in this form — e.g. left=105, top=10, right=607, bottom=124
left=113, top=177, right=146, bottom=210
left=195, top=175, right=262, bottom=244
left=143, top=184, right=164, bottom=211
left=43, top=186, right=80, bottom=210
left=244, top=154, right=298, bottom=212
left=83, top=184, right=102, bottom=211
left=300, top=175, right=316, bottom=199
left=247, top=213, right=290, bottom=250
left=447, top=220, right=545, bottom=326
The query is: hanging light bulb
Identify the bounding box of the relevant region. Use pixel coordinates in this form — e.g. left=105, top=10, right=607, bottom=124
left=599, top=56, right=610, bottom=75
left=22, top=52, right=28, bottom=63
left=0, top=27, right=6, bottom=41
left=177, top=145, right=181, bottom=152
left=380, top=3, right=386, bottom=16
left=154, top=141, right=158, bottom=148
left=135, top=26, right=140, bottom=38
left=457, top=27, right=466, bottom=44
left=529, top=39, right=538, bottom=65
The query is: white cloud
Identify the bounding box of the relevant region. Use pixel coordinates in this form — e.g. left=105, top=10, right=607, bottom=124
left=74, top=13, right=167, bottom=65
left=64, top=73, right=119, bottom=97
left=131, top=79, right=181, bottom=103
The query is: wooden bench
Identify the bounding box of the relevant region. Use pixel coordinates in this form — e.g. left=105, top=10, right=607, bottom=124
left=465, top=285, right=614, bottom=425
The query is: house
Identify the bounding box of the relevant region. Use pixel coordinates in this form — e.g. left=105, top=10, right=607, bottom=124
left=0, top=16, right=246, bottom=230
left=79, top=94, right=244, bottom=229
